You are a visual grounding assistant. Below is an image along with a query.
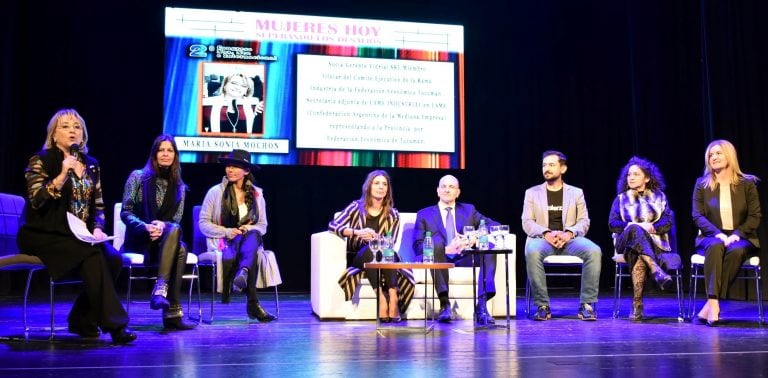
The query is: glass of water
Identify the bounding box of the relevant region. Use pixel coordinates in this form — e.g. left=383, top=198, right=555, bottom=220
left=490, top=225, right=501, bottom=249
left=368, top=237, right=381, bottom=263
left=462, top=225, right=476, bottom=248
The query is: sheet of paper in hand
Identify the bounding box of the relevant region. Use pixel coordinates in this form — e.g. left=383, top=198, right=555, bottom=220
left=66, top=212, right=116, bottom=245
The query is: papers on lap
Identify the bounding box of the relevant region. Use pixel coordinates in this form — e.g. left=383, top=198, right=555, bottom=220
left=67, top=212, right=116, bottom=245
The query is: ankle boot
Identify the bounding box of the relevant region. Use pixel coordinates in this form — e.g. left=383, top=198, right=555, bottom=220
left=150, top=281, right=170, bottom=310
left=652, top=269, right=672, bottom=290
left=640, top=255, right=671, bottom=290
left=629, top=300, right=643, bottom=321
left=247, top=301, right=276, bottom=322
left=163, top=316, right=198, bottom=330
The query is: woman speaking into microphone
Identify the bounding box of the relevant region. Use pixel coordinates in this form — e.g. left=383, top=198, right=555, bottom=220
left=16, top=108, right=136, bottom=344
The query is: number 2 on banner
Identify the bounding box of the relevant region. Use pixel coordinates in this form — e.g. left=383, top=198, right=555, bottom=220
left=188, top=44, right=208, bottom=58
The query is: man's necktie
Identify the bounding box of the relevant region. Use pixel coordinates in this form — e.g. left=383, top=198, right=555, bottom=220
left=445, top=207, right=456, bottom=242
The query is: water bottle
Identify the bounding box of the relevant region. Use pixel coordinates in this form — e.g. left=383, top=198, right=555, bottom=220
left=477, top=219, right=489, bottom=250
left=423, top=231, right=434, bottom=263
left=383, top=231, right=395, bottom=262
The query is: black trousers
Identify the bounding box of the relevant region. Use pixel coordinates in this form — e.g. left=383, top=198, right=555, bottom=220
left=19, top=229, right=128, bottom=332
left=697, top=236, right=756, bottom=299
left=351, top=245, right=398, bottom=290
left=145, top=223, right=188, bottom=306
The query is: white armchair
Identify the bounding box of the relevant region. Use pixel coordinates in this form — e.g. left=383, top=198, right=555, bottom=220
left=311, top=212, right=516, bottom=320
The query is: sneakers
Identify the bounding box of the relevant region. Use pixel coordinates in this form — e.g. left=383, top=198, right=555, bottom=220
left=578, top=303, right=597, bottom=321
left=533, top=305, right=551, bottom=321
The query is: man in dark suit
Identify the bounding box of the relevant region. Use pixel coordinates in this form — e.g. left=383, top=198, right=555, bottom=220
left=413, top=175, right=498, bottom=324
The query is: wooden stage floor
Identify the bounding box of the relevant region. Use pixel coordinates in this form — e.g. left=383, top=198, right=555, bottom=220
left=1, top=290, right=767, bottom=377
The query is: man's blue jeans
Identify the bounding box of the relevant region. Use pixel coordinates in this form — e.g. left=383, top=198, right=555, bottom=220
left=525, top=237, right=602, bottom=307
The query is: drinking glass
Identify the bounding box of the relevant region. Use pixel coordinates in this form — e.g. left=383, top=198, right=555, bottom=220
left=380, top=235, right=392, bottom=261
left=490, top=225, right=501, bottom=249
left=499, top=225, right=510, bottom=249
left=368, top=237, right=381, bottom=263
left=462, top=225, right=476, bottom=248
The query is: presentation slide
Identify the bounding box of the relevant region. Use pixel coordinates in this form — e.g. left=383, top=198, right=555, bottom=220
left=164, top=7, right=465, bottom=168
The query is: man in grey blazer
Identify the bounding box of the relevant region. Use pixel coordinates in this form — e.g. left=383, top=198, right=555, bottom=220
left=522, top=150, right=602, bottom=321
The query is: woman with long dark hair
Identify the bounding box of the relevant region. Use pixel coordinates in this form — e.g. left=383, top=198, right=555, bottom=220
left=199, top=149, right=276, bottom=322
left=329, top=170, right=403, bottom=322
left=120, top=134, right=196, bottom=330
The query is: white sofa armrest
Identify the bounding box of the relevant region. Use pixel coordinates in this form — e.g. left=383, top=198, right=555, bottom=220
left=311, top=231, right=348, bottom=318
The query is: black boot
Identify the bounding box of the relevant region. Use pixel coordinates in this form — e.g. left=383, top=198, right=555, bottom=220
left=150, top=280, right=170, bottom=310
left=247, top=300, right=276, bottom=322
left=163, top=304, right=197, bottom=330
left=163, top=316, right=198, bottom=330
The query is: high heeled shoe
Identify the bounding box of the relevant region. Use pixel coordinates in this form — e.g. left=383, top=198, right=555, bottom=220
left=652, top=270, right=672, bottom=290
left=706, top=311, right=721, bottom=327
left=628, top=302, right=643, bottom=321
left=109, top=327, right=137, bottom=344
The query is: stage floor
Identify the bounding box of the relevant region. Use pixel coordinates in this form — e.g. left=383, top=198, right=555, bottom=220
left=1, top=291, right=767, bottom=376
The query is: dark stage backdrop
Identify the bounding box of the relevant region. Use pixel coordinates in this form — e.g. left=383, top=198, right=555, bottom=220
left=2, top=0, right=767, bottom=295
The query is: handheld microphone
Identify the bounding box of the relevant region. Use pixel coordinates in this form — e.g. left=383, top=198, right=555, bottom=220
left=68, top=143, right=80, bottom=176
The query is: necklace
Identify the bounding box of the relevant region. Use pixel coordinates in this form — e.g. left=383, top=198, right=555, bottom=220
left=226, top=100, right=239, bottom=132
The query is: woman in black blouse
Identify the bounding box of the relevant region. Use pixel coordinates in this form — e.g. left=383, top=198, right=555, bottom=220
left=329, top=170, right=402, bottom=321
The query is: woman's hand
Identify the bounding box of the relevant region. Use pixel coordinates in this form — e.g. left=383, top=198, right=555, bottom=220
left=724, top=234, right=741, bottom=246
left=93, top=228, right=108, bottom=241
left=638, top=222, right=656, bottom=234
left=355, top=228, right=378, bottom=242
left=227, top=227, right=244, bottom=240
left=145, top=221, right=164, bottom=241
